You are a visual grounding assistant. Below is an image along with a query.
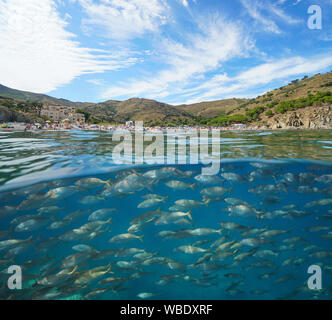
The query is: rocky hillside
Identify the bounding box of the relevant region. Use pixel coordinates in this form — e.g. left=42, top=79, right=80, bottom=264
left=253, top=106, right=331, bottom=129
left=204, top=72, right=332, bottom=128
left=0, top=105, right=42, bottom=123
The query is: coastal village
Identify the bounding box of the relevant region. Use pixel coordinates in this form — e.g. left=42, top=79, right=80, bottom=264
left=40, top=105, right=86, bottom=123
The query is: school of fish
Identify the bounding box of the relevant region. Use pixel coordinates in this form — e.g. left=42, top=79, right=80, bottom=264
left=0, top=161, right=332, bottom=300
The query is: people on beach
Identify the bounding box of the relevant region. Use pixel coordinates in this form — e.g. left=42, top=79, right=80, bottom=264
left=4, top=121, right=256, bottom=132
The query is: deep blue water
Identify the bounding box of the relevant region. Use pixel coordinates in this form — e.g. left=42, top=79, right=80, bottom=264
left=0, top=130, right=331, bottom=300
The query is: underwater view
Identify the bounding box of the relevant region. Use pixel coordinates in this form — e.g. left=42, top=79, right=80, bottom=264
left=0, top=129, right=332, bottom=300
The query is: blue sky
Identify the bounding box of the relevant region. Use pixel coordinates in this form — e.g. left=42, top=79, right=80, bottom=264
left=0, top=0, right=332, bottom=105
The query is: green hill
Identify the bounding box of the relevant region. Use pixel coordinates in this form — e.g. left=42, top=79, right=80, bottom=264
left=80, top=98, right=196, bottom=125
left=0, top=84, right=91, bottom=107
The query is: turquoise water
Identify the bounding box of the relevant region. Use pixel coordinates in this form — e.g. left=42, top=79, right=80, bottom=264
left=0, top=130, right=332, bottom=300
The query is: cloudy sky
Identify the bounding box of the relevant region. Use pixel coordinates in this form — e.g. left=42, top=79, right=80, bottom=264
left=0, top=0, right=332, bottom=104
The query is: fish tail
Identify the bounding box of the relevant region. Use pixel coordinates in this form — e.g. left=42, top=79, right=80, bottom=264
left=256, top=211, right=264, bottom=220
left=190, top=184, right=196, bottom=191
left=106, top=263, right=114, bottom=274
left=229, top=187, right=233, bottom=193
left=138, top=235, right=144, bottom=242
left=187, top=210, right=193, bottom=220
left=204, top=199, right=211, bottom=207
left=107, top=217, right=113, bottom=224
left=70, top=265, right=79, bottom=275
left=272, top=176, right=278, bottom=185
left=146, top=184, right=154, bottom=192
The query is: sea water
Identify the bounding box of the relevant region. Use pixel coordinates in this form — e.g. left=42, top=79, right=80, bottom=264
left=0, top=130, right=331, bottom=300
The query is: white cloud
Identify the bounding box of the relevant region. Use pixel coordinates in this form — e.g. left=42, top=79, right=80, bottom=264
left=86, top=78, right=105, bottom=86
left=240, top=0, right=301, bottom=34
left=177, top=0, right=188, bottom=7
left=74, top=0, right=169, bottom=40
left=180, top=54, right=332, bottom=103
left=0, top=0, right=137, bottom=93
left=102, top=14, right=253, bottom=99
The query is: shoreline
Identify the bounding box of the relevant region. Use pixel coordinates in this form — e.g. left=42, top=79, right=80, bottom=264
left=1, top=122, right=331, bottom=132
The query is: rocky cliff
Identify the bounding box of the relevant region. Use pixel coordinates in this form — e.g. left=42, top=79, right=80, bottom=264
left=0, top=106, right=40, bottom=123
left=255, top=106, right=332, bottom=130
